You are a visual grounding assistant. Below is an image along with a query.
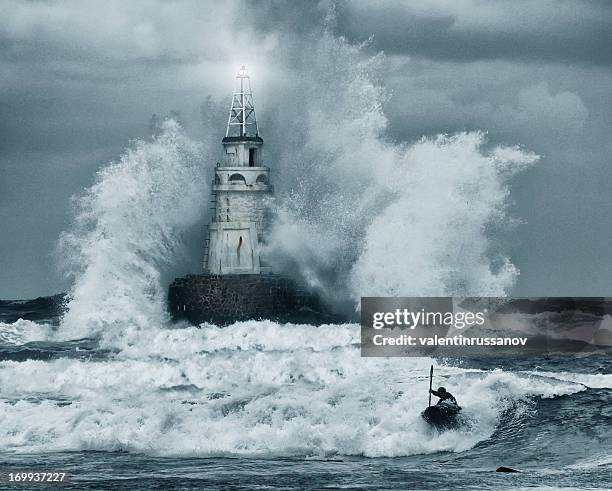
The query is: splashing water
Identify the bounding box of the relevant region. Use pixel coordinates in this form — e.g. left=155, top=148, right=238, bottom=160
left=57, top=119, right=208, bottom=344
left=264, top=30, right=538, bottom=304
left=351, top=134, right=538, bottom=298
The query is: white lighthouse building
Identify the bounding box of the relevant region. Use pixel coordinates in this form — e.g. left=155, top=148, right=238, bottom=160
left=169, top=67, right=338, bottom=324
left=203, top=67, right=273, bottom=274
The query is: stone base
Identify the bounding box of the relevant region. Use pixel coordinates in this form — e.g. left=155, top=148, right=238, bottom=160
left=168, top=274, right=342, bottom=326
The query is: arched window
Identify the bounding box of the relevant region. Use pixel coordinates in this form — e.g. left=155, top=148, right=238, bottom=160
left=256, top=174, right=268, bottom=185
left=229, top=173, right=246, bottom=184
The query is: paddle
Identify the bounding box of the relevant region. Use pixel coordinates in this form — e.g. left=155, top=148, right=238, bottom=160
left=428, top=364, right=433, bottom=407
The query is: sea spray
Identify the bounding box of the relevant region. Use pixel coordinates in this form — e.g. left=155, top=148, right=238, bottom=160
left=351, top=133, right=539, bottom=298
left=57, top=119, right=208, bottom=344
left=263, top=32, right=392, bottom=304
left=263, top=29, right=538, bottom=304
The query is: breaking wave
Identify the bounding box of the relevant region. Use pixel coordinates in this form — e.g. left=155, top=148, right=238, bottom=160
left=0, top=321, right=593, bottom=457
left=56, top=119, right=207, bottom=344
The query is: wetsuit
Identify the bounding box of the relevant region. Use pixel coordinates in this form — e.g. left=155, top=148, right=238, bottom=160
left=430, top=389, right=457, bottom=405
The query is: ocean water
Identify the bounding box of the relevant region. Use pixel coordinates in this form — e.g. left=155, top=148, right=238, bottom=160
left=0, top=305, right=610, bottom=490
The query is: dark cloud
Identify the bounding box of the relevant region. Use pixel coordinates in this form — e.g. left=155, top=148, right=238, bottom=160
left=335, top=0, right=612, bottom=65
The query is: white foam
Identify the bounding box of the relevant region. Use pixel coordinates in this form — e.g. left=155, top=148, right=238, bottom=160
left=0, top=319, right=55, bottom=345
left=0, top=321, right=587, bottom=457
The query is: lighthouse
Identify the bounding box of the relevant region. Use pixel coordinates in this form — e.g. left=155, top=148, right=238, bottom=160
left=168, top=67, right=340, bottom=325
left=203, top=66, right=273, bottom=274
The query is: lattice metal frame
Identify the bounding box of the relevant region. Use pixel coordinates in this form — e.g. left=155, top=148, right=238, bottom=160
left=226, top=66, right=259, bottom=137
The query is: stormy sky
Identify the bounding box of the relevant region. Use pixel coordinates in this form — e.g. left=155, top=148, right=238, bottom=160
left=1, top=0, right=611, bottom=298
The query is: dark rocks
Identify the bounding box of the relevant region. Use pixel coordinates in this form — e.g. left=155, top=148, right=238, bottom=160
left=168, top=274, right=343, bottom=326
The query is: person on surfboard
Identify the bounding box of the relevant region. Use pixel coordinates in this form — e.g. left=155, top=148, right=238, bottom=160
left=429, top=387, right=458, bottom=405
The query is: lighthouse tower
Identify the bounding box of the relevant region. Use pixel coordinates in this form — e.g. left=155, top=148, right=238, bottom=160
left=168, top=66, right=341, bottom=325
left=204, top=66, right=273, bottom=274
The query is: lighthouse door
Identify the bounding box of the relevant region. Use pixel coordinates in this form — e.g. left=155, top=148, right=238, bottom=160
left=222, top=229, right=254, bottom=273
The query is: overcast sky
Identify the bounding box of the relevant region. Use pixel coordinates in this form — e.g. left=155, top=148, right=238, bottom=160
left=1, top=0, right=611, bottom=298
